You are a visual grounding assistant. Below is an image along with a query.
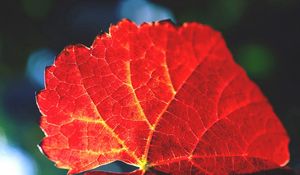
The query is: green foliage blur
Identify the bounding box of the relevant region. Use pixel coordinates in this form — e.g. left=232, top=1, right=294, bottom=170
left=0, top=0, right=299, bottom=174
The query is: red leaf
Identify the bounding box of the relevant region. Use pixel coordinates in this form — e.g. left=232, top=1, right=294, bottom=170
left=37, top=19, right=289, bottom=175
left=84, top=170, right=143, bottom=175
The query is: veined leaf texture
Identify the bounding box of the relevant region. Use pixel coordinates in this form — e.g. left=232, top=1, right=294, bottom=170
left=37, top=19, right=289, bottom=175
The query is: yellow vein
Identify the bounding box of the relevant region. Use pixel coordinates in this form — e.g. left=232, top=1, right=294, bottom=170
left=143, top=32, right=222, bottom=161
left=142, top=50, right=176, bottom=160
left=126, top=62, right=152, bottom=128
left=73, top=46, right=139, bottom=162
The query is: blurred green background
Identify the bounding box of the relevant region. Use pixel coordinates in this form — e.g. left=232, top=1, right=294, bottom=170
left=0, top=0, right=299, bottom=174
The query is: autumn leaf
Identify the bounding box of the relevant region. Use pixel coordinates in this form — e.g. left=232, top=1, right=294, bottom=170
left=36, top=19, right=289, bottom=175
left=84, top=170, right=143, bottom=175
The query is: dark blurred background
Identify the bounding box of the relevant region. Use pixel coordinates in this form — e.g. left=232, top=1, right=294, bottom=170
left=0, top=0, right=299, bottom=175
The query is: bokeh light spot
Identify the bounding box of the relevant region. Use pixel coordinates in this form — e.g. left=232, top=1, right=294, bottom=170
left=26, top=48, right=56, bottom=87
left=118, top=0, right=175, bottom=24
left=236, top=44, right=276, bottom=79
left=0, top=135, right=37, bottom=175
left=212, top=0, right=246, bottom=28
left=21, top=0, right=53, bottom=19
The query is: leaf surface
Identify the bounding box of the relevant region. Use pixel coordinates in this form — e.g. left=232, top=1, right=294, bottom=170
left=37, top=19, right=289, bottom=175
left=84, top=170, right=143, bottom=175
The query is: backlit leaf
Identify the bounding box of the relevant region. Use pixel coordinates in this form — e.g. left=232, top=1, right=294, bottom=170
left=37, top=19, right=289, bottom=175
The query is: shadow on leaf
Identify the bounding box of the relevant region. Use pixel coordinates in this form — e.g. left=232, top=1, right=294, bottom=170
left=242, top=167, right=296, bottom=175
